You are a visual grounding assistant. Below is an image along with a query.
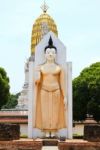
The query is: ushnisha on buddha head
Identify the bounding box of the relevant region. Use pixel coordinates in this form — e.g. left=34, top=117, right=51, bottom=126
left=44, top=36, right=57, bottom=62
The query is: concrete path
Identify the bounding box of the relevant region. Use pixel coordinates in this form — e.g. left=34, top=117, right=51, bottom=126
left=42, top=146, right=58, bottom=150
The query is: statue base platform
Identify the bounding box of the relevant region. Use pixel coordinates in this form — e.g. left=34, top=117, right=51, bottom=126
left=42, top=138, right=58, bottom=146
left=0, top=139, right=100, bottom=150
left=58, top=139, right=100, bottom=150
left=0, top=139, right=42, bottom=150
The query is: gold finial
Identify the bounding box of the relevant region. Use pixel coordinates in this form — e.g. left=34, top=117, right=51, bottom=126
left=41, top=0, right=49, bottom=13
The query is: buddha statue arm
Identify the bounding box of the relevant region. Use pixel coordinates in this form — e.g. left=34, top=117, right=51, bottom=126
left=60, top=68, right=67, bottom=105
left=60, top=68, right=66, bottom=96
left=35, top=66, right=41, bottom=84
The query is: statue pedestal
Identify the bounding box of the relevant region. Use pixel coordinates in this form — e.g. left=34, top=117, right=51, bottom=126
left=43, top=139, right=58, bottom=146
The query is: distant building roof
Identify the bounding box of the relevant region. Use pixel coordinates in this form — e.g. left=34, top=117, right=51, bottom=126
left=0, top=110, right=28, bottom=116
left=0, top=110, right=28, bottom=124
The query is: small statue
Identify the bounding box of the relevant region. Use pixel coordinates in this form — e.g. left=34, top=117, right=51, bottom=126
left=35, top=37, right=67, bottom=138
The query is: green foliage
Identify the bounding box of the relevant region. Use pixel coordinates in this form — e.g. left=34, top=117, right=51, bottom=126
left=73, top=62, right=100, bottom=121
left=0, top=67, right=10, bottom=109
left=2, top=93, right=19, bottom=109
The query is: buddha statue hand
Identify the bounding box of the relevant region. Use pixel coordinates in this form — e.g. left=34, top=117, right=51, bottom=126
left=35, top=66, right=41, bottom=83
left=64, top=97, right=67, bottom=110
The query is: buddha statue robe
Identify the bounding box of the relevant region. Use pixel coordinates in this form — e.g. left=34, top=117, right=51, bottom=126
left=35, top=65, right=67, bottom=131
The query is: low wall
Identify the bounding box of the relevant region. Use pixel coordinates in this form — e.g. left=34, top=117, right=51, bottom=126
left=58, top=141, right=100, bottom=150
left=0, top=123, right=20, bottom=140
left=0, top=139, right=100, bottom=150
left=84, top=125, right=100, bottom=142
left=0, top=141, right=42, bottom=150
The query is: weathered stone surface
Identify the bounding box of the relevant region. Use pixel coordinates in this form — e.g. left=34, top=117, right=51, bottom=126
left=0, top=123, right=20, bottom=141
left=0, top=139, right=100, bottom=150
left=0, top=141, right=42, bottom=150
left=84, top=125, right=100, bottom=142
left=58, top=142, right=100, bottom=150
left=43, top=139, right=58, bottom=146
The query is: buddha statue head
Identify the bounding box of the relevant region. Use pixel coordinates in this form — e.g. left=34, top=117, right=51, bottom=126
left=44, top=36, right=57, bottom=61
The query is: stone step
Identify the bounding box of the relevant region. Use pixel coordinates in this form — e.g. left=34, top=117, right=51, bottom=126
left=42, top=146, right=58, bottom=150
left=42, top=139, right=58, bottom=146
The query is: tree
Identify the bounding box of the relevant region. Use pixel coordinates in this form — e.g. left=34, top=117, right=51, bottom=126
left=73, top=62, right=100, bottom=121
left=2, top=93, right=19, bottom=109
left=0, top=67, right=10, bottom=109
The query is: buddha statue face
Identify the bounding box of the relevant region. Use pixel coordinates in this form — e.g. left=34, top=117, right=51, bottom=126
left=45, top=48, right=57, bottom=61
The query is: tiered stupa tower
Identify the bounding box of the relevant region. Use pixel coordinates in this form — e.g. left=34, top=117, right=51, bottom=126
left=31, top=1, right=58, bottom=55
left=17, top=1, right=58, bottom=109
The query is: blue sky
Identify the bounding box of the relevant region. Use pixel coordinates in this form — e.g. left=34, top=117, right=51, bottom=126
left=0, top=0, right=100, bottom=93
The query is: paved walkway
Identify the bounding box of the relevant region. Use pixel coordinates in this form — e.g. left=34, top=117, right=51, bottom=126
left=42, top=146, right=58, bottom=150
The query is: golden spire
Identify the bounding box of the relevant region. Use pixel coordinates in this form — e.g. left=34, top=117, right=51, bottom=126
left=31, top=1, right=58, bottom=55
left=41, top=0, right=49, bottom=13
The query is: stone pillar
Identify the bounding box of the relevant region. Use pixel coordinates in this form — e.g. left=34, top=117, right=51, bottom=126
left=67, top=62, right=73, bottom=139
left=28, top=60, right=34, bottom=138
